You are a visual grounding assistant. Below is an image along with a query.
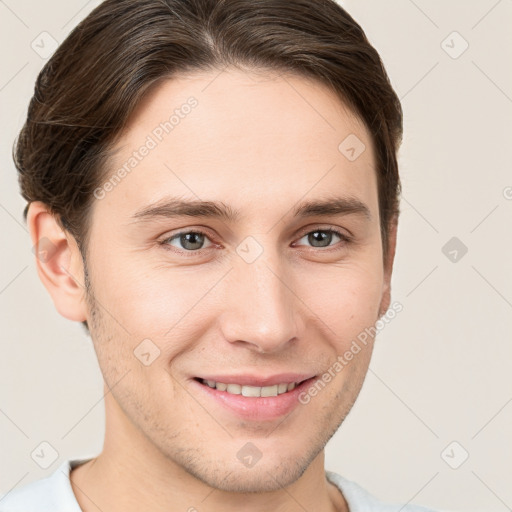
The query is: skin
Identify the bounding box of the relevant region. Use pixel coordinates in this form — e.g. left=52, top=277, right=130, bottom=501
left=28, top=67, right=397, bottom=512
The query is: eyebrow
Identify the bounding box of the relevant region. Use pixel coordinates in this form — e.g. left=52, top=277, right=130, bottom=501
left=129, top=195, right=372, bottom=224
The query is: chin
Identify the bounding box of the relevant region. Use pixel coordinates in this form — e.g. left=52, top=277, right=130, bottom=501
left=207, top=464, right=308, bottom=493
left=182, top=446, right=316, bottom=493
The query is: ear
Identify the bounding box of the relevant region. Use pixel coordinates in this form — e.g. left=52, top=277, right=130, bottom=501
left=27, top=201, right=88, bottom=323
left=378, top=215, right=398, bottom=317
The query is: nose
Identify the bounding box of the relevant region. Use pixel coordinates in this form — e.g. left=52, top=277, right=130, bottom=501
left=219, top=245, right=302, bottom=353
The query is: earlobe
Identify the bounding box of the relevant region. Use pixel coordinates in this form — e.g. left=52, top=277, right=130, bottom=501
left=27, top=201, right=88, bottom=323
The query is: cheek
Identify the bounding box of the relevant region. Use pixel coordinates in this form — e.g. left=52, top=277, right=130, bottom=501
left=93, top=258, right=224, bottom=353
left=89, top=238, right=384, bottom=354
left=95, top=255, right=193, bottom=319
left=302, top=262, right=384, bottom=342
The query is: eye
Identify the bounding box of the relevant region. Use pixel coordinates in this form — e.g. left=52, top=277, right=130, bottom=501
left=294, top=228, right=350, bottom=249
left=160, top=230, right=214, bottom=252
left=159, top=226, right=351, bottom=255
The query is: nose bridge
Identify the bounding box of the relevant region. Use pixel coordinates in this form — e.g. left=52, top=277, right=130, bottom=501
left=220, top=241, right=300, bottom=352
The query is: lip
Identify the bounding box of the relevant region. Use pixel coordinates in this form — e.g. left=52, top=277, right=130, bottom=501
left=195, top=373, right=316, bottom=387
left=190, top=375, right=318, bottom=422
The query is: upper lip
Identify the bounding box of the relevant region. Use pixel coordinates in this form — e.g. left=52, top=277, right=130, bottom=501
left=195, top=373, right=317, bottom=387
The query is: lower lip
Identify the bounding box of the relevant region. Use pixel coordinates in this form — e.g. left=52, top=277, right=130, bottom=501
left=191, top=377, right=317, bottom=422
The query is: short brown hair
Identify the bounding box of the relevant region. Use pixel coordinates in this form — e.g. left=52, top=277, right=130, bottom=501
left=15, top=0, right=403, bottom=329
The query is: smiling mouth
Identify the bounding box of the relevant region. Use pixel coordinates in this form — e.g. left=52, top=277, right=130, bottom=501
left=193, top=377, right=313, bottom=397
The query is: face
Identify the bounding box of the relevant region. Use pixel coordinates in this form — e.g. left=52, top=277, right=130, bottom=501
left=80, top=68, right=393, bottom=492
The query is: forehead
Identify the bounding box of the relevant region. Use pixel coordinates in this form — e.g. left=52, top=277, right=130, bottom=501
left=98, top=68, right=377, bottom=225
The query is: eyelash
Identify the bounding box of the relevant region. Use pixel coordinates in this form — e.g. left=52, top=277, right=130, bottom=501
left=158, top=226, right=352, bottom=256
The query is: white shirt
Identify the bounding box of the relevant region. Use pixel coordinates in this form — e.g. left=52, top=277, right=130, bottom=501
left=0, top=458, right=438, bottom=512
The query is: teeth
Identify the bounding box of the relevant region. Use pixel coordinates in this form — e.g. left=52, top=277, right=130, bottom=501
left=242, top=385, right=261, bottom=397
left=226, top=383, right=241, bottom=394
left=278, top=383, right=288, bottom=394
left=201, top=379, right=300, bottom=397
left=261, top=385, right=278, bottom=397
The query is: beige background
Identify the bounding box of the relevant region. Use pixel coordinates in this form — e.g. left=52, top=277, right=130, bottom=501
left=1, top=1, right=511, bottom=511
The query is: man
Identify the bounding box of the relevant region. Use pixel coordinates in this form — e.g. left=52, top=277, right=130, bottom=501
left=1, top=0, right=437, bottom=510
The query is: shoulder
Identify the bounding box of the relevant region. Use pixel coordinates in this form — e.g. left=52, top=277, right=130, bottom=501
left=326, top=470, right=439, bottom=512
left=0, top=459, right=89, bottom=512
